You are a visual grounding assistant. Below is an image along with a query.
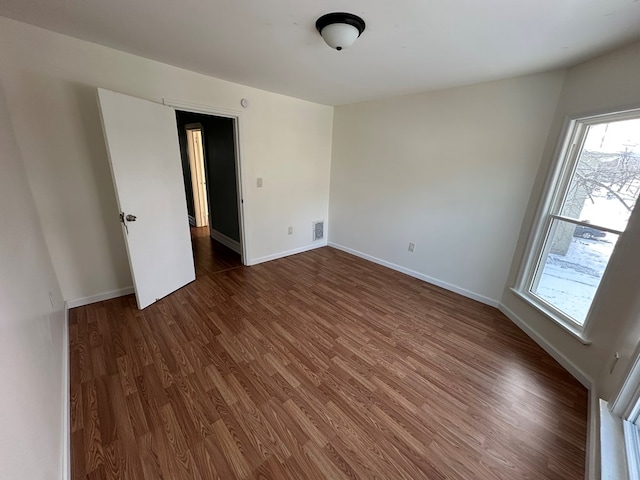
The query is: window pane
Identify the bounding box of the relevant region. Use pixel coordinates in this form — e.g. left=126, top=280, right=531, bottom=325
left=560, top=119, right=640, bottom=231
left=531, top=219, right=618, bottom=325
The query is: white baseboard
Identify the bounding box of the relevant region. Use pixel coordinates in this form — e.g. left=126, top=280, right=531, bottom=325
left=248, top=241, right=327, bottom=266
left=328, top=242, right=499, bottom=307
left=211, top=229, right=241, bottom=254
left=497, top=303, right=592, bottom=388
left=62, top=302, right=70, bottom=480
left=586, top=388, right=600, bottom=480
left=66, top=286, right=134, bottom=309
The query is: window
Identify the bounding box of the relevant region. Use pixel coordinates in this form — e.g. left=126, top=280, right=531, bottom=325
left=516, top=110, right=640, bottom=336
left=609, top=354, right=640, bottom=480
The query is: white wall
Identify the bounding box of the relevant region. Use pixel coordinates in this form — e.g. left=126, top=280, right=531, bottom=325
left=0, top=17, right=334, bottom=303
left=0, top=81, right=66, bottom=479
left=329, top=72, right=565, bottom=304
left=501, top=40, right=640, bottom=398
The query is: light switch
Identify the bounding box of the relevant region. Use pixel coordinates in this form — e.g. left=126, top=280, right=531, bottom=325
left=257, top=178, right=263, bottom=188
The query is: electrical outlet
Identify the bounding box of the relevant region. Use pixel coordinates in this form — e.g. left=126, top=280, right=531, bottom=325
left=408, top=242, right=415, bottom=252
left=257, top=177, right=263, bottom=188
left=288, top=226, right=293, bottom=235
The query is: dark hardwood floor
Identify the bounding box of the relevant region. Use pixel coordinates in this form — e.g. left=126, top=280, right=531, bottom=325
left=190, top=226, right=242, bottom=276
left=69, top=241, right=587, bottom=479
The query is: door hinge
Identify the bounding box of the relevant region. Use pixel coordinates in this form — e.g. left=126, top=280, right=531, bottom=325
left=119, top=212, right=128, bottom=234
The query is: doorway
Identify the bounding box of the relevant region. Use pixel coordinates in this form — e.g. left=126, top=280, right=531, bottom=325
left=185, top=124, right=209, bottom=228
left=175, top=110, right=244, bottom=276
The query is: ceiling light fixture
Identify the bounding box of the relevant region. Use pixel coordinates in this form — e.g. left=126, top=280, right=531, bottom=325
left=316, top=12, right=366, bottom=51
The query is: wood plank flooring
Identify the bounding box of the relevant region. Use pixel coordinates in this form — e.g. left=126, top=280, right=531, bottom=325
left=69, top=245, right=587, bottom=479
left=190, top=226, right=242, bottom=276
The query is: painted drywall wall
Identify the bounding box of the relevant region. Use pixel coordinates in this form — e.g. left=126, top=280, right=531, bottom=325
left=0, top=17, right=333, bottom=303
left=329, top=72, right=565, bottom=303
left=205, top=116, right=241, bottom=242
left=501, top=40, right=640, bottom=398
left=0, top=81, right=66, bottom=479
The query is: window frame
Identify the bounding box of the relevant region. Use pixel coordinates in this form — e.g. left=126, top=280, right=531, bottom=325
left=610, top=345, right=640, bottom=480
left=514, top=107, right=640, bottom=342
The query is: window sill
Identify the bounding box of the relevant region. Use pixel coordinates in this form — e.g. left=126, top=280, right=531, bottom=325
left=600, top=399, right=630, bottom=480
left=509, top=288, right=592, bottom=345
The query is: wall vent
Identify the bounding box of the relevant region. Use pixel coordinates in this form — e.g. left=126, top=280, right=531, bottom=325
left=312, top=220, right=324, bottom=241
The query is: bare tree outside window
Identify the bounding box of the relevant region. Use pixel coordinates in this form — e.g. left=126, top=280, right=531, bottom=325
left=530, top=118, right=640, bottom=325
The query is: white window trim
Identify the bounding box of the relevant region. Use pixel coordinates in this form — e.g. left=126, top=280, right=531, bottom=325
left=624, top=421, right=640, bottom=480
left=509, top=288, right=591, bottom=344
left=514, top=107, right=640, bottom=340
left=602, top=341, right=640, bottom=479
left=600, top=399, right=629, bottom=480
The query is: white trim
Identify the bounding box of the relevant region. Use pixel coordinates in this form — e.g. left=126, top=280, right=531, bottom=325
left=601, top=400, right=628, bottom=480
left=577, top=105, right=640, bottom=125
left=497, top=303, right=592, bottom=388
left=61, top=302, right=70, bottom=480
left=66, top=286, right=134, bottom=309
left=163, top=97, right=248, bottom=266
left=248, top=242, right=327, bottom=266
left=211, top=229, right=241, bottom=254
left=163, top=98, right=243, bottom=118
left=549, top=214, right=624, bottom=236
left=328, top=242, right=499, bottom=307
left=514, top=117, right=577, bottom=292
left=624, top=421, right=640, bottom=480
left=231, top=114, right=248, bottom=265
left=586, top=387, right=600, bottom=480
left=509, top=288, right=591, bottom=345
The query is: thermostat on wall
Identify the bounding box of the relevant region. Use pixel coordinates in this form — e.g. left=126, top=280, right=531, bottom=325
left=240, top=98, right=249, bottom=108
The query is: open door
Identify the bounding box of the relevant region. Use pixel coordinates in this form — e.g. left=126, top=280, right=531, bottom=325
left=97, top=88, right=195, bottom=309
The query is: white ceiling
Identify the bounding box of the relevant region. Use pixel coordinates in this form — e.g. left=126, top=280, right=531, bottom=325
left=1, top=0, right=640, bottom=105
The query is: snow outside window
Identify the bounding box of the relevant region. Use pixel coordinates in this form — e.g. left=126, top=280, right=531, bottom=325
left=517, top=111, right=640, bottom=334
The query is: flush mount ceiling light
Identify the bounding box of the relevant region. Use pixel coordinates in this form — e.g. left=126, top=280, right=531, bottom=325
left=316, top=12, right=366, bottom=51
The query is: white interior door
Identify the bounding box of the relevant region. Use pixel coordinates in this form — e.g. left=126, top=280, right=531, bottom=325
left=97, top=88, right=195, bottom=309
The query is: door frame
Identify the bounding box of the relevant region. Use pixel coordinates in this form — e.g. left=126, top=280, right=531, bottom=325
left=184, top=123, right=209, bottom=228
left=164, top=98, right=248, bottom=265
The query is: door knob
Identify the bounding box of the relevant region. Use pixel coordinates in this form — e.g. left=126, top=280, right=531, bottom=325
left=125, top=214, right=137, bottom=222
